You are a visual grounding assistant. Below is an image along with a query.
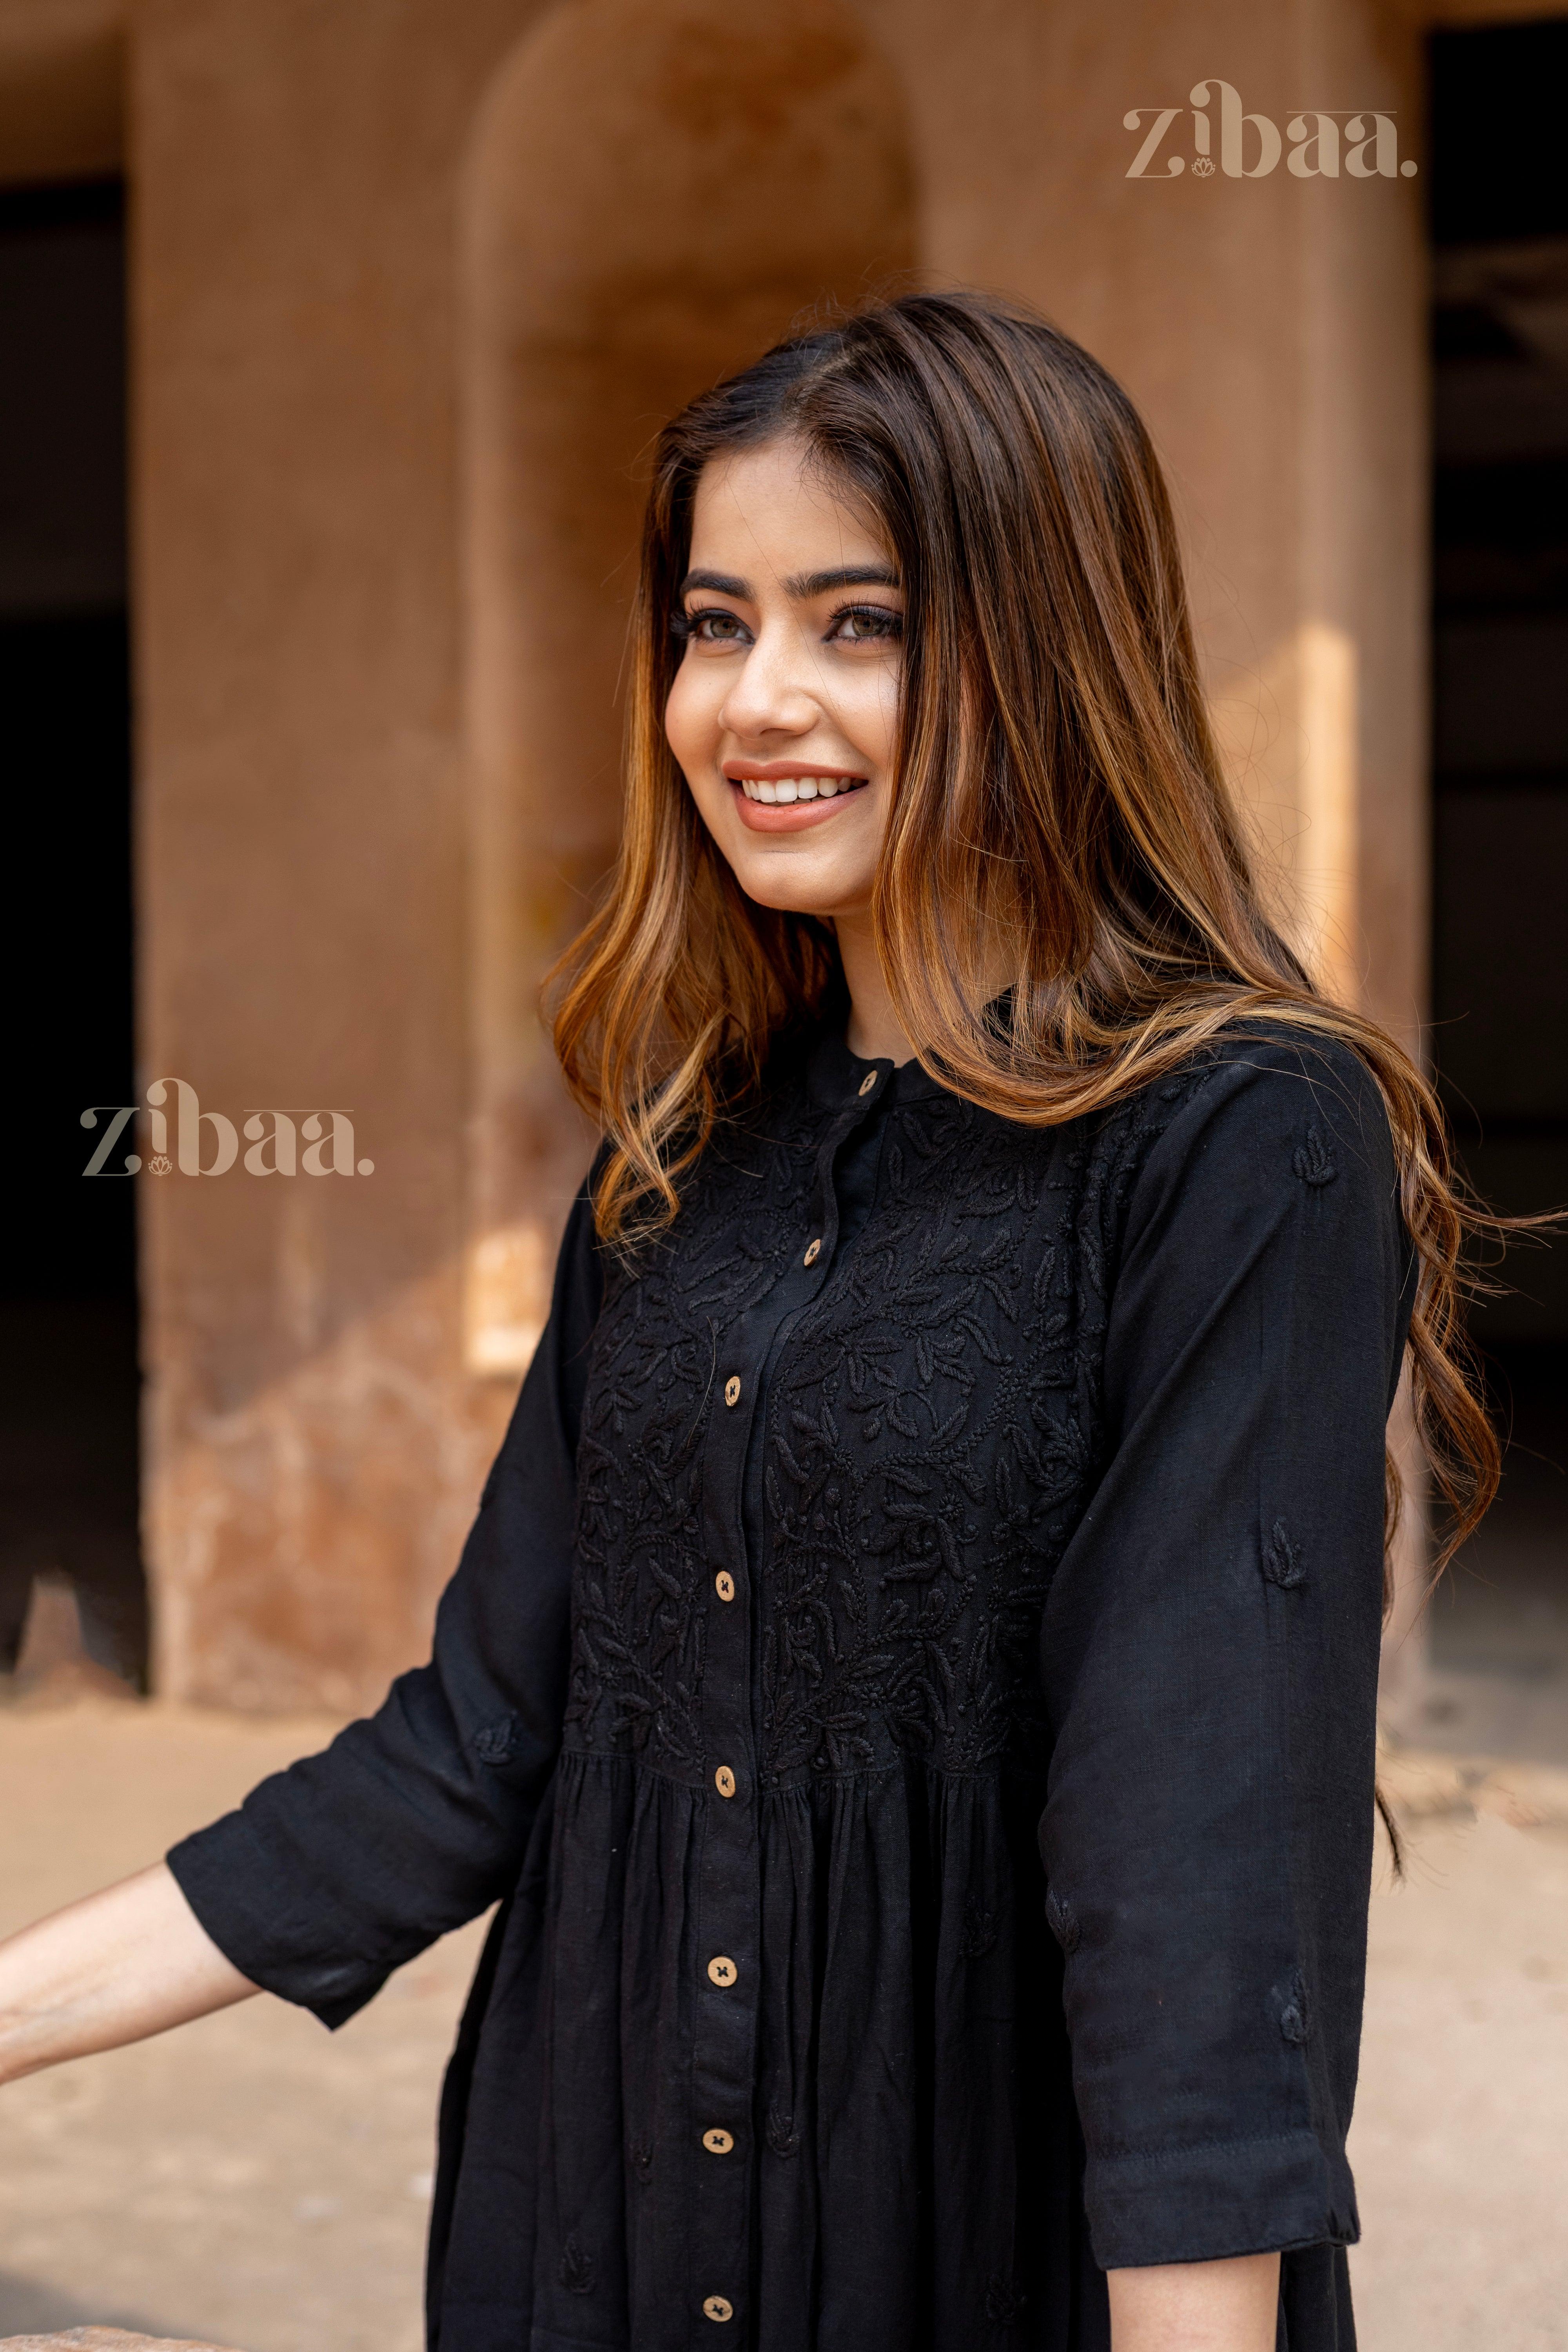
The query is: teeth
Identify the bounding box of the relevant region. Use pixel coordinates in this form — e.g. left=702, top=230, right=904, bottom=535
left=736, top=776, right=864, bottom=803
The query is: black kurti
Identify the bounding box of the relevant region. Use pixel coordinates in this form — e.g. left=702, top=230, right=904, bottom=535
left=169, top=1025, right=1413, bottom=2352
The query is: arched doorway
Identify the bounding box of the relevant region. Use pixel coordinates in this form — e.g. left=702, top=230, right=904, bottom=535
left=1419, top=17, right=1568, bottom=1760
left=460, top=0, right=916, bottom=1377
left=0, top=176, right=142, bottom=1693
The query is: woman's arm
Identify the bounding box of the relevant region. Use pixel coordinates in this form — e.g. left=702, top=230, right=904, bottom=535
left=1109, top=2256, right=1281, bottom=2351
left=162, top=1181, right=604, bottom=2032
left=0, top=1862, right=257, bottom=2088
left=1, top=1180, right=605, bottom=2086
left=1038, top=1040, right=1412, bottom=2279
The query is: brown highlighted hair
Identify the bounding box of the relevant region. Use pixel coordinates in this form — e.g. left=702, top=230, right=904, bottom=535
left=550, top=289, right=1500, bottom=1573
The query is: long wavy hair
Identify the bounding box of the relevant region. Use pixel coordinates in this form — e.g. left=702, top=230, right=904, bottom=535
left=551, top=288, right=1501, bottom=1579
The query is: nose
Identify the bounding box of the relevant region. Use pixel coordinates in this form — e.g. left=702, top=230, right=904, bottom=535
left=716, top=615, right=820, bottom=743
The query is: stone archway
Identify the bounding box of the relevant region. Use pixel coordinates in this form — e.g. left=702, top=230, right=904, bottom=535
left=459, top=0, right=916, bottom=1376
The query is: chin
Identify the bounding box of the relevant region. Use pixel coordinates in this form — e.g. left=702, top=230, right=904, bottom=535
left=740, top=876, right=843, bottom=918
left=720, top=813, right=878, bottom=914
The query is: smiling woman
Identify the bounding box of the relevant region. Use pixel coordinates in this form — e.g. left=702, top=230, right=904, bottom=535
left=0, top=290, right=1506, bottom=2352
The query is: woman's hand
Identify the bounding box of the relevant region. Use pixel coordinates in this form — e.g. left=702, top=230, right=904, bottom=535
left=1108, top=2254, right=1281, bottom=2350
left=0, top=1862, right=257, bottom=2086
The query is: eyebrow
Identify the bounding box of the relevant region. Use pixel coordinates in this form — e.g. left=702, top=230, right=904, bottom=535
left=677, top=564, right=901, bottom=601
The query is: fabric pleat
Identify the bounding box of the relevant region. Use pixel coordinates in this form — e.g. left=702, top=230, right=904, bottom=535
left=488, top=1751, right=1097, bottom=2352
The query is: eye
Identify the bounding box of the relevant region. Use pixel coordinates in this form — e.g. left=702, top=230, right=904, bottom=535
left=676, top=604, right=752, bottom=646
left=826, top=603, right=903, bottom=644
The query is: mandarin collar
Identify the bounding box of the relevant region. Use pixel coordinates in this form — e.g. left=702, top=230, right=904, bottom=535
left=804, top=1022, right=948, bottom=1112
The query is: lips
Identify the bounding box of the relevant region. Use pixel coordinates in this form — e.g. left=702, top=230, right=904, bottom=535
left=726, top=771, right=869, bottom=833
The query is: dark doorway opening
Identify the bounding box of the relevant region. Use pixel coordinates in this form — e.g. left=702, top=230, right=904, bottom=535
left=1426, top=19, right=1568, bottom=1759
left=0, top=178, right=145, bottom=1688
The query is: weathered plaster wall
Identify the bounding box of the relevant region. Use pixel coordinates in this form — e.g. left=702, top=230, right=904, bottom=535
left=129, top=0, right=547, bottom=1706
left=856, top=0, right=1430, bottom=1037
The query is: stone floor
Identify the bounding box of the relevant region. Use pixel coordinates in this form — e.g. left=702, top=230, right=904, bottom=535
left=0, top=2334, right=244, bottom=2350
left=0, top=1695, right=1564, bottom=2352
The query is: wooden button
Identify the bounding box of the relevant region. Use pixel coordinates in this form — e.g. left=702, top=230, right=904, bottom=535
left=803, top=1237, right=821, bottom=1266
left=715, top=1570, right=735, bottom=1602
left=714, top=1765, right=736, bottom=1798
left=703, top=2295, right=734, bottom=2321
left=708, top=1955, right=738, bottom=1987
left=702, top=2128, right=734, bottom=2155
left=724, top=1375, right=741, bottom=1407
left=858, top=1070, right=878, bottom=1096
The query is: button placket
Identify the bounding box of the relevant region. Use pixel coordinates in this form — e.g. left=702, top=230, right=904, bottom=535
left=794, top=1078, right=886, bottom=1292
left=693, top=1278, right=769, bottom=2343
left=685, top=1061, right=896, bottom=2340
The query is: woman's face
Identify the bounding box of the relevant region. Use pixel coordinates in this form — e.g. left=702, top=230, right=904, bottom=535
left=664, top=437, right=904, bottom=923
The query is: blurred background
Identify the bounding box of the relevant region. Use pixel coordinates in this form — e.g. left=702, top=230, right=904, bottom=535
left=0, top=2, right=1564, bottom=2347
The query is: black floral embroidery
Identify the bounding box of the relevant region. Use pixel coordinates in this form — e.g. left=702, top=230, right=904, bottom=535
left=558, top=2234, right=595, bottom=2294
left=760, top=1096, right=1093, bottom=1780
left=563, top=1058, right=1209, bottom=1787
left=766, top=2107, right=800, bottom=2158
left=1045, top=1889, right=1081, bottom=1955
left=1276, top=1966, right=1311, bottom=2046
left=959, top=1901, right=999, bottom=1960
left=1293, top=1124, right=1338, bottom=1186
left=1263, top=1519, right=1307, bottom=1590
left=473, top=1712, right=519, bottom=1765
left=564, top=1105, right=832, bottom=1771
left=985, top=2274, right=1027, bottom=2325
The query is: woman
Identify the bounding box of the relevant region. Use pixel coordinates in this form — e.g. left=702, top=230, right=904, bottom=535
left=0, top=293, right=1495, bottom=2352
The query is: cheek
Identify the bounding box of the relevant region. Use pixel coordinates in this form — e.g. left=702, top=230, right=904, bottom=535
left=663, top=657, right=720, bottom=772
left=833, top=661, right=900, bottom=773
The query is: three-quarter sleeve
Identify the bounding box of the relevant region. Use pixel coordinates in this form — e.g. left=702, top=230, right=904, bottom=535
left=167, top=1180, right=604, bottom=2029
left=1036, top=1039, right=1414, bottom=2270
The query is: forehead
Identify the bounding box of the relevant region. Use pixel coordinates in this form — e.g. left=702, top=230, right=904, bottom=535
left=687, top=439, right=889, bottom=570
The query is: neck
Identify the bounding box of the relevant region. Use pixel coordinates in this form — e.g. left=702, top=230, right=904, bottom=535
left=833, top=909, right=915, bottom=1065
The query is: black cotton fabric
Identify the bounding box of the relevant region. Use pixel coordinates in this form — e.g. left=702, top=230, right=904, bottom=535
left=167, top=1024, right=1414, bottom=2352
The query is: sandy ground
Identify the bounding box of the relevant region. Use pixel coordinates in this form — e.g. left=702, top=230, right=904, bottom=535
left=0, top=1697, right=1564, bottom=2352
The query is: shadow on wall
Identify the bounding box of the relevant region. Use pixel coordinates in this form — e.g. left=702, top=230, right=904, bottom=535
left=460, top=0, right=917, bottom=1374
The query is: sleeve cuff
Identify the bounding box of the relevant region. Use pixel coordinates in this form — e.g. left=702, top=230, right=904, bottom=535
left=168, top=1816, right=395, bottom=2031
left=1085, top=2128, right=1359, bottom=2269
